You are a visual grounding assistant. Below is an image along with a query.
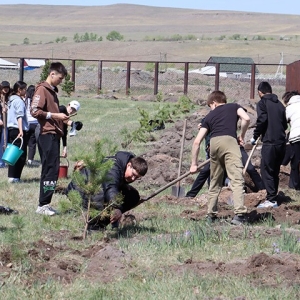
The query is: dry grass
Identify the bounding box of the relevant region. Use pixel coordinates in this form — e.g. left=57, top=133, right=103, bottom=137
left=0, top=4, right=300, bottom=64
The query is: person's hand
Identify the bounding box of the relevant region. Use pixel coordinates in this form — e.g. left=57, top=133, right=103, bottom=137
left=61, top=147, right=67, bottom=158
left=237, top=135, right=245, bottom=146
left=197, top=123, right=202, bottom=130
left=17, top=131, right=23, bottom=138
left=0, top=120, right=3, bottom=126
left=110, top=209, right=122, bottom=223
left=190, top=164, right=198, bottom=174
left=250, top=137, right=257, bottom=145
left=54, top=113, right=69, bottom=121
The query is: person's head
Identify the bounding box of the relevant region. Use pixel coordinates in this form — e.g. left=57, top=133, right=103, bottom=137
left=124, top=156, right=148, bottom=183
left=12, top=81, right=27, bottom=98
left=282, top=90, right=299, bottom=105
left=67, top=100, right=80, bottom=114
left=257, top=81, right=272, bottom=98
left=25, top=85, right=35, bottom=100
left=47, top=62, right=68, bottom=87
left=206, top=90, right=227, bottom=110
left=0, top=81, right=11, bottom=96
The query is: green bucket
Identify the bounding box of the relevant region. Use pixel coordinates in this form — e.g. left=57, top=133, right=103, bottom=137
left=2, top=137, right=24, bottom=166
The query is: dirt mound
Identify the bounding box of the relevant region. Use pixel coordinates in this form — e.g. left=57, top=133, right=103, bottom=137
left=170, top=251, right=300, bottom=287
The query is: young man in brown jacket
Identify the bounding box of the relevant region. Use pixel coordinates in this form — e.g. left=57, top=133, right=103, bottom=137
left=31, top=62, right=69, bottom=215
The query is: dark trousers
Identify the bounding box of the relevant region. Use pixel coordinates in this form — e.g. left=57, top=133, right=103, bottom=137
left=27, top=123, right=38, bottom=161
left=240, top=147, right=265, bottom=191
left=186, top=162, right=210, bottom=197
left=38, top=134, right=60, bottom=206
left=261, top=143, right=286, bottom=202
left=7, top=128, right=29, bottom=179
left=290, top=141, right=300, bottom=190
left=186, top=146, right=264, bottom=197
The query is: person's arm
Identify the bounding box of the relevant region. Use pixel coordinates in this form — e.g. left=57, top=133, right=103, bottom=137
left=17, top=117, right=23, bottom=138
left=31, top=87, right=69, bottom=121
left=190, top=127, right=208, bottom=174
left=253, top=100, right=267, bottom=140
left=237, top=107, right=250, bottom=145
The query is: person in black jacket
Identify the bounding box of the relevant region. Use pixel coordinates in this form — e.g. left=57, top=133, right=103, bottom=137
left=252, top=81, right=288, bottom=208
left=66, top=151, right=148, bottom=228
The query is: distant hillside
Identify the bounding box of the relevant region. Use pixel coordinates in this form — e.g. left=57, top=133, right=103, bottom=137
left=0, top=4, right=299, bottom=64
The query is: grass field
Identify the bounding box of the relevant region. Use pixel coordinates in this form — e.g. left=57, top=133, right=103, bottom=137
left=1, top=95, right=300, bottom=299
left=1, top=96, right=300, bottom=298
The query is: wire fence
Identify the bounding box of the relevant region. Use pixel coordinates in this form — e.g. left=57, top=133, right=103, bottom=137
left=0, top=58, right=287, bottom=102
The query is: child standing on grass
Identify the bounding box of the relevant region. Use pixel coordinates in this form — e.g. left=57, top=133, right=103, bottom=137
left=31, top=62, right=69, bottom=216
left=7, top=81, right=29, bottom=183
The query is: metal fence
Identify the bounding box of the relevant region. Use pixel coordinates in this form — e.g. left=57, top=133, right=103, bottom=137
left=0, top=57, right=287, bottom=102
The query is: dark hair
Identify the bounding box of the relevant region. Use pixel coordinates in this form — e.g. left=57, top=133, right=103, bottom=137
left=207, top=90, right=227, bottom=106
left=282, top=90, right=299, bottom=105
left=130, top=156, right=148, bottom=176
left=12, top=81, right=27, bottom=95
left=49, top=62, right=68, bottom=77
left=25, top=85, right=35, bottom=107
left=25, top=85, right=35, bottom=99
left=258, top=81, right=272, bottom=94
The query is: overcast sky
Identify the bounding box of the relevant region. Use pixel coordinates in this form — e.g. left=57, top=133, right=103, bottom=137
left=0, top=0, right=299, bottom=15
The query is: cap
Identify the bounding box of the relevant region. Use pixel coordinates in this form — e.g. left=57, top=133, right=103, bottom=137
left=69, top=100, right=80, bottom=112
left=1, top=81, right=10, bottom=88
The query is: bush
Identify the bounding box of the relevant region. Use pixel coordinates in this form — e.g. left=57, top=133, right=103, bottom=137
left=106, top=31, right=124, bottom=41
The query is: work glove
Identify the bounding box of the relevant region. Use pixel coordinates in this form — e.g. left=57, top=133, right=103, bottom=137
left=250, top=137, right=257, bottom=145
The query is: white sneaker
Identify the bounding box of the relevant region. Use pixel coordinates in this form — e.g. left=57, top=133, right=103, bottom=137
left=8, top=178, right=21, bottom=183
left=69, top=122, right=76, bottom=137
left=36, top=204, right=58, bottom=216
left=257, top=200, right=278, bottom=208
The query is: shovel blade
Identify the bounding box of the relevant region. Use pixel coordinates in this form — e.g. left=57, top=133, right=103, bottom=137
left=171, top=185, right=185, bottom=198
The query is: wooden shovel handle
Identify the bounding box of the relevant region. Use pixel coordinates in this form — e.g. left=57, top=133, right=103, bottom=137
left=143, top=159, right=210, bottom=201
left=243, top=137, right=260, bottom=176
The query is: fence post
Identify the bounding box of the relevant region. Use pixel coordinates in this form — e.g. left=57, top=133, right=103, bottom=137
left=19, top=58, right=25, bottom=81
left=126, top=61, right=131, bottom=96
left=215, top=63, right=220, bottom=91
left=71, top=60, right=76, bottom=91
left=184, top=62, right=189, bottom=95
left=250, top=64, right=256, bottom=99
left=98, top=60, right=102, bottom=94
left=154, top=61, right=159, bottom=95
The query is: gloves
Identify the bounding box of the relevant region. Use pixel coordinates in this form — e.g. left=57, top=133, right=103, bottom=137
left=74, top=121, right=83, bottom=131
left=250, top=137, right=257, bottom=145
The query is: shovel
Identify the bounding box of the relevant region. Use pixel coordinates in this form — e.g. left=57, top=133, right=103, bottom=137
left=243, top=137, right=260, bottom=176
left=142, top=159, right=210, bottom=202
left=171, top=119, right=187, bottom=198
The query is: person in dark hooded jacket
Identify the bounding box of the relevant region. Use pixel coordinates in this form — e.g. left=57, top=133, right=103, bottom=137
left=66, top=151, right=148, bottom=228
left=252, top=81, right=287, bottom=208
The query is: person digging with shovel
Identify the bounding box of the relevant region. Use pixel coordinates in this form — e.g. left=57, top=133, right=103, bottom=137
left=189, top=91, right=250, bottom=225
left=65, top=151, right=148, bottom=230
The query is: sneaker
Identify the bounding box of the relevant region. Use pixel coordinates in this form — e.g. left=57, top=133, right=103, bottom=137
left=257, top=200, right=278, bottom=209
left=69, top=122, right=77, bottom=137
left=205, top=214, right=218, bottom=223
left=8, top=178, right=21, bottom=183
left=0, top=206, right=19, bottom=215
left=36, top=204, right=58, bottom=216
left=231, top=214, right=248, bottom=225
